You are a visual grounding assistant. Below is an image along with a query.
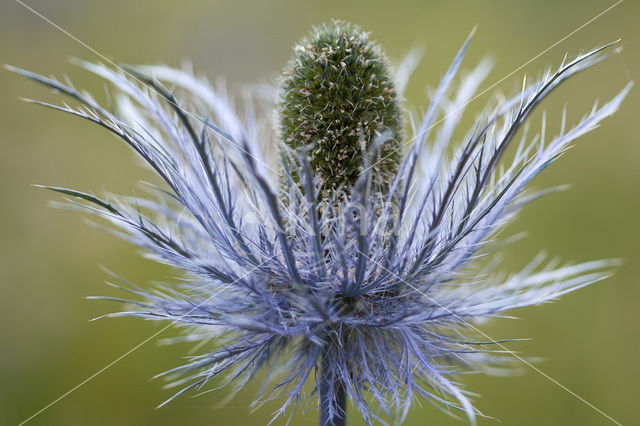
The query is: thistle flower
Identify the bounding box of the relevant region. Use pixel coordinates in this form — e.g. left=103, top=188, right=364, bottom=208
left=10, top=22, right=631, bottom=426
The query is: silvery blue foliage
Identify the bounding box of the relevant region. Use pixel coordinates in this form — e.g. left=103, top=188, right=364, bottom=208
left=10, top=33, right=630, bottom=425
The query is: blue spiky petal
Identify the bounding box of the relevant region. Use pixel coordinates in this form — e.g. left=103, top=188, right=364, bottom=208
left=9, top=29, right=631, bottom=426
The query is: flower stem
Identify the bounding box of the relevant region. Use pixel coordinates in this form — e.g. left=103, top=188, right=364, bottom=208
left=319, top=348, right=346, bottom=426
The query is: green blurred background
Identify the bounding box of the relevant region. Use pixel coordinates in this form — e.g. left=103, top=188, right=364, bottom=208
left=1, top=0, right=638, bottom=425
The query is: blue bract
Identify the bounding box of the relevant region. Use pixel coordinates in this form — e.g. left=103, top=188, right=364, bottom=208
left=10, top=22, right=631, bottom=426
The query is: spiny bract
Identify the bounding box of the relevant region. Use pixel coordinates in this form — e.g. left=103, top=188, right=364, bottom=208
left=11, top=21, right=631, bottom=426
left=280, top=20, right=403, bottom=200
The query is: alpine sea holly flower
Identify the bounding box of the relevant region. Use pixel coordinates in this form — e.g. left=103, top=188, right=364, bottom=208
left=10, top=20, right=630, bottom=426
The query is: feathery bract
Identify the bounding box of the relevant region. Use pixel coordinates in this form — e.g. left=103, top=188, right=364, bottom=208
left=10, top=22, right=631, bottom=425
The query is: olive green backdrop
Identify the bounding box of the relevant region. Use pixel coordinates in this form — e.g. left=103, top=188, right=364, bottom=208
left=1, top=1, right=638, bottom=425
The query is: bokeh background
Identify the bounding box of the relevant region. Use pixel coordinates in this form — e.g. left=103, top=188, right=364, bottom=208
left=2, top=1, right=638, bottom=425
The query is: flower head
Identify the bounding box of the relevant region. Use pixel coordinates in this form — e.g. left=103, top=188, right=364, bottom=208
left=280, top=20, right=403, bottom=200
left=10, top=22, right=630, bottom=425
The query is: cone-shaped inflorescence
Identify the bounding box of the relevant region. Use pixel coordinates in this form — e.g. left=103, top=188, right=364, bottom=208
left=279, top=20, right=403, bottom=201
